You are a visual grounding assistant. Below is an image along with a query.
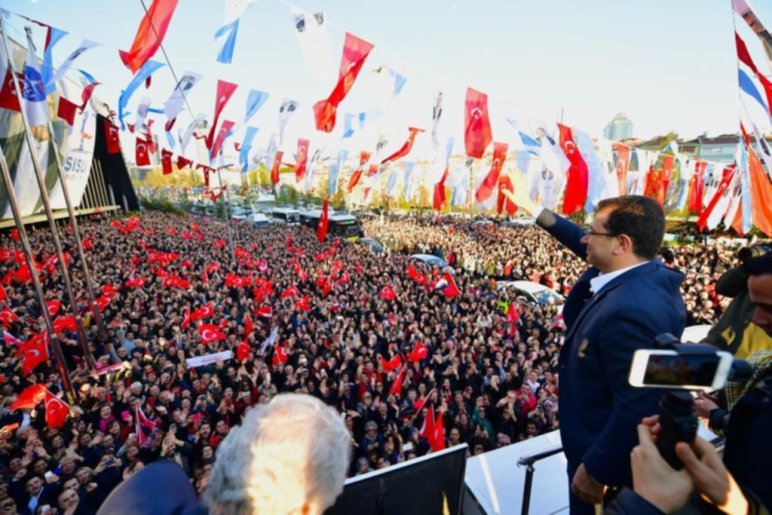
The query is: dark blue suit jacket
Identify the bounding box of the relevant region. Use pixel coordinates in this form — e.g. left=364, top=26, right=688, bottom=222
left=541, top=212, right=686, bottom=488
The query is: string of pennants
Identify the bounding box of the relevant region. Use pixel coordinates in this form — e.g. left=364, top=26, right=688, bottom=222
left=1, top=0, right=771, bottom=236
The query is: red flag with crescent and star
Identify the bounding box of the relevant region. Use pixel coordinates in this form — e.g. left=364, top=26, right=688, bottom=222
left=294, top=139, right=310, bottom=182
left=44, top=390, right=70, bottom=428
left=135, top=138, right=151, bottom=166
left=476, top=142, right=508, bottom=203
left=20, top=332, right=49, bottom=375
left=464, top=88, right=492, bottom=158
left=557, top=123, right=589, bottom=215
left=104, top=120, right=121, bottom=154
left=206, top=80, right=238, bottom=150
left=317, top=198, right=330, bottom=243
left=270, top=151, right=284, bottom=184
left=381, top=127, right=423, bottom=164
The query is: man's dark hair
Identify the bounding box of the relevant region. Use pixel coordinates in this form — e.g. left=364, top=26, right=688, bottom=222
left=596, top=195, right=665, bottom=260
left=745, top=254, right=772, bottom=277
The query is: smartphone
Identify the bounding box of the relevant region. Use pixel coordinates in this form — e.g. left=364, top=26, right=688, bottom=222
left=628, top=349, right=734, bottom=391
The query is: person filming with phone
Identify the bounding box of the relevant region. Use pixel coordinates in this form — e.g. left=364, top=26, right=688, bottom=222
left=504, top=180, right=687, bottom=514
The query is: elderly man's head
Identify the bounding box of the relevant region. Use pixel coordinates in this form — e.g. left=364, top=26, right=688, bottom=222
left=205, top=394, right=350, bottom=515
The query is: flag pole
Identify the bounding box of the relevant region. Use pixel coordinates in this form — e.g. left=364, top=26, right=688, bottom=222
left=0, top=142, right=76, bottom=404
left=216, top=163, right=236, bottom=262
left=2, top=23, right=96, bottom=370
left=43, top=116, right=118, bottom=363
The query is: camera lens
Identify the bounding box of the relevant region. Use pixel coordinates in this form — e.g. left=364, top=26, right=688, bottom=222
left=655, top=391, right=698, bottom=470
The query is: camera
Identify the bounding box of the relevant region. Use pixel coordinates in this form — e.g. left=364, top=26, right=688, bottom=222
left=628, top=334, right=752, bottom=469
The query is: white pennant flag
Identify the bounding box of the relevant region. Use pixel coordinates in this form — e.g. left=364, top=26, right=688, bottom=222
left=289, top=7, right=334, bottom=87
left=164, top=71, right=201, bottom=123
left=46, top=39, right=98, bottom=91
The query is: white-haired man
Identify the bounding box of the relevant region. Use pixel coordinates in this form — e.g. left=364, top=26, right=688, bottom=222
left=205, top=393, right=351, bottom=515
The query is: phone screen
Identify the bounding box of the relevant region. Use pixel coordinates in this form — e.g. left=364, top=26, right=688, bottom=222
left=642, top=353, right=721, bottom=387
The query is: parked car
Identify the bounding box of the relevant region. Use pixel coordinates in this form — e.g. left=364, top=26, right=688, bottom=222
left=409, top=254, right=454, bottom=274
left=497, top=280, right=564, bottom=307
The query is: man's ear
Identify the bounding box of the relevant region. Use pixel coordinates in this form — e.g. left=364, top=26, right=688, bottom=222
left=614, top=234, right=634, bottom=255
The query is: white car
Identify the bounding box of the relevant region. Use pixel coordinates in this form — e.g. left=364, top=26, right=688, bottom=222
left=497, top=280, right=564, bottom=307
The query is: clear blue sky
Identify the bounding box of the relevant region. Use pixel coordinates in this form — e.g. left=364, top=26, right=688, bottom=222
left=3, top=0, right=771, bottom=161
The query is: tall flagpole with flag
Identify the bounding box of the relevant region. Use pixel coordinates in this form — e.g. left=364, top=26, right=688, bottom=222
left=44, top=115, right=116, bottom=362
left=0, top=145, right=75, bottom=402
left=2, top=24, right=95, bottom=370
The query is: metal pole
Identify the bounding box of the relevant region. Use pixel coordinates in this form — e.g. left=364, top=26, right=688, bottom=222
left=0, top=144, right=75, bottom=403
left=216, top=164, right=236, bottom=261
left=520, top=464, right=534, bottom=515
left=2, top=22, right=96, bottom=369
left=46, top=119, right=117, bottom=363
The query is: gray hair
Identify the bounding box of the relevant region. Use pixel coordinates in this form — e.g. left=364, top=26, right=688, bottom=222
left=205, top=393, right=351, bottom=514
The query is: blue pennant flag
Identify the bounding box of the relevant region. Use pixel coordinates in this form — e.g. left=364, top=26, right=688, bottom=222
left=215, top=20, right=240, bottom=64
left=328, top=149, right=349, bottom=196
left=41, top=27, right=67, bottom=94
left=402, top=161, right=416, bottom=199
left=118, top=59, right=165, bottom=130
left=244, top=89, right=269, bottom=123
left=389, top=69, right=407, bottom=96
left=738, top=69, right=769, bottom=113
left=239, top=126, right=259, bottom=172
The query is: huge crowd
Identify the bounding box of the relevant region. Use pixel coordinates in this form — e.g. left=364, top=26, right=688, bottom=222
left=0, top=209, right=738, bottom=514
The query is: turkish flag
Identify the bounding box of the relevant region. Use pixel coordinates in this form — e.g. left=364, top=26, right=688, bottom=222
left=441, top=272, right=460, bottom=299
left=476, top=142, right=508, bottom=203
left=557, top=124, right=589, bottom=215
left=497, top=173, right=517, bottom=216
left=80, top=81, right=100, bottom=110
left=0, top=69, right=22, bottom=112
left=44, top=390, right=70, bottom=428
left=294, top=138, right=310, bottom=182
left=294, top=295, right=311, bottom=312
left=698, top=167, right=735, bottom=231
left=121, top=0, right=180, bottom=73
left=57, top=97, right=78, bottom=127
left=272, top=345, right=288, bottom=366
left=161, top=148, right=173, bottom=175
left=688, top=161, right=707, bottom=216
left=379, top=354, right=402, bottom=373
left=191, top=303, right=214, bottom=322
left=209, top=119, right=235, bottom=160
left=379, top=284, right=397, bottom=301
left=431, top=410, right=446, bottom=451
left=313, top=32, right=374, bottom=132
left=0, top=284, right=6, bottom=302
left=270, top=151, right=284, bottom=184
left=317, top=198, right=330, bottom=243
left=206, top=80, right=238, bottom=150
left=104, top=120, right=121, bottom=154
left=20, top=332, right=49, bottom=375
left=414, top=388, right=436, bottom=415
left=420, top=404, right=435, bottom=440
left=198, top=324, right=226, bottom=344
left=506, top=304, right=520, bottom=324
left=255, top=306, right=272, bottom=319
left=46, top=300, right=61, bottom=317
left=615, top=144, right=630, bottom=196
left=433, top=166, right=449, bottom=212
left=381, top=127, right=423, bottom=164
left=280, top=285, right=300, bottom=299
left=135, top=138, right=151, bottom=166
left=408, top=342, right=429, bottom=362
left=236, top=341, right=250, bottom=362
left=388, top=366, right=405, bottom=398
left=464, top=88, right=493, bottom=158
left=176, top=155, right=192, bottom=170
left=9, top=384, right=46, bottom=411
left=0, top=307, right=19, bottom=327
left=53, top=315, right=77, bottom=334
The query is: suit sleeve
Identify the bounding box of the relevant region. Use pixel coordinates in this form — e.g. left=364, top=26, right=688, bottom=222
left=582, top=311, right=663, bottom=485
left=536, top=209, right=588, bottom=262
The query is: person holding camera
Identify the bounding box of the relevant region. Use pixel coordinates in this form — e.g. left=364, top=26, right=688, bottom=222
left=504, top=182, right=687, bottom=514
left=604, top=416, right=768, bottom=514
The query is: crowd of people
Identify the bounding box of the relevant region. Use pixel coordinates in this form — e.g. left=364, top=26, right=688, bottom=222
left=0, top=209, right=740, bottom=513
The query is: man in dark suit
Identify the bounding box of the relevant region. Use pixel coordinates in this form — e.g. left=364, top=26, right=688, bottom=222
left=15, top=474, right=59, bottom=515
left=506, top=185, right=686, bottom=514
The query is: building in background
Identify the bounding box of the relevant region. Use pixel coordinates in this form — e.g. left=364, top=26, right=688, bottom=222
left=603, top=113, right=634, bottom=141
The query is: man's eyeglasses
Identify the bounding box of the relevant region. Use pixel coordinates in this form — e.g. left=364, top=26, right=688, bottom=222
left=584, top=228, right=617, bottom=238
